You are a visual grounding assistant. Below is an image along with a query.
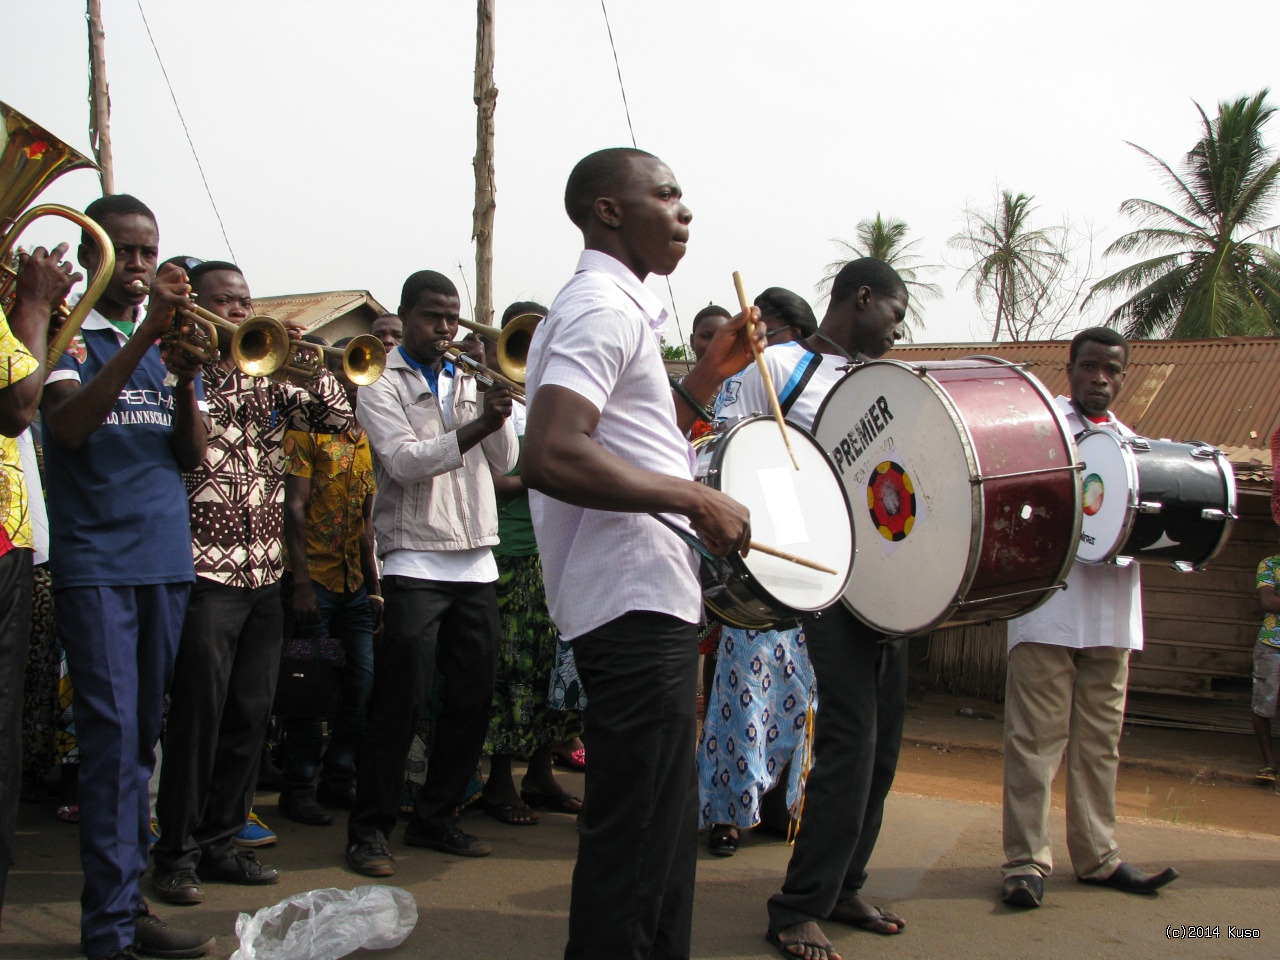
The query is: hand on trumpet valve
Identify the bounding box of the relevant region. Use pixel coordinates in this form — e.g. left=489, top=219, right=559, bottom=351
left=140, top=263, right=196, bottom=340
left=282, top=318, right=307, bottom=341
left=16, top=241, right=81, bottom=314
left=480, top=382, right=513, bottom=427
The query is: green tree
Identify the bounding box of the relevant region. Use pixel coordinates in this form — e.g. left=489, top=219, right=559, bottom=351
left=1088, top=89, right=1280, bottom=339
left=949, top=190, right=1073, bottom=343
left=660, top=335, right=691, bottom=362
left=820, top=213, right=942, bottom=339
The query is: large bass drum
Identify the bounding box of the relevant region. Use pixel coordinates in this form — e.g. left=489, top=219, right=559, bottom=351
left=811, top=357, right=1081, bottom=636
left=1075, top=430, right=1236, bottom=570
left=693, top=416, right=854, bottom=630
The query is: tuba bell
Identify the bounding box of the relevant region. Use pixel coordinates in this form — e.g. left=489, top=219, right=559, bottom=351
left=0, top=100, right=115, bottom=373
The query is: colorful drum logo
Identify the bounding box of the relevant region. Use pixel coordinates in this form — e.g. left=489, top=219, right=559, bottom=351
left=867, top=461, right=916, bottom=542
left=1082, top=472, right=1105, bottom=516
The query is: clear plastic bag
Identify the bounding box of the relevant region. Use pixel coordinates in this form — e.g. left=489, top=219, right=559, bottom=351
left=229, top=884, right=417, bottom=960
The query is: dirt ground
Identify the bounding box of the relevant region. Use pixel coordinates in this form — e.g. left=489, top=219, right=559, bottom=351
left=894, top=738, right=1280, bottom=837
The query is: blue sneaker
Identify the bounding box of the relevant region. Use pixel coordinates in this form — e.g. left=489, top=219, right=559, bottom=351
left=232, top=810, right=277, bottom=848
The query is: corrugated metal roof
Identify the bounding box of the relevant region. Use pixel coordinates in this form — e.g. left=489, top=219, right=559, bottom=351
left=894, top=337, right=1280, bottom=474
left=251, top=290, right=391, bottom=330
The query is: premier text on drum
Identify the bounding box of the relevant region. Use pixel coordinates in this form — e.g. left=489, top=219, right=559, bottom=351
left=827, top=395, right=894, bottom=475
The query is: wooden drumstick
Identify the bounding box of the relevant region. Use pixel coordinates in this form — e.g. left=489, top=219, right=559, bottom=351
left=749, top=540, right=839, bottom=576
left=733, top=270, right=799, bottom=470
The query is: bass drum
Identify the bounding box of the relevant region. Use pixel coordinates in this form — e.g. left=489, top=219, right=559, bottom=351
left=811, top=357, right=1080, bottom=636
left=1075, top=430, right=1236, bottom=570
left=693, top=415, right=854, bottom=630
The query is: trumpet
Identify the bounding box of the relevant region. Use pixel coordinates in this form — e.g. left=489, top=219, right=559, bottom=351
left=435, top=340, right=526, bottom=403
left=164, top=304, right=292, bottom=379
left=279, top=335, right=386, bottom=386
left=454, top=311, right=540, bottom=385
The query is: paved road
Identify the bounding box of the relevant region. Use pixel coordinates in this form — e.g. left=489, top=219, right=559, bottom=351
left=3, top=768, right=1276, bottom=960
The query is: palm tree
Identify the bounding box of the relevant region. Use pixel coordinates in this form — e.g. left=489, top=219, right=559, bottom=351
left=1088, top=89, right=1280, bottom=339
left=820, top=213, right=942, bottom=338
left=949, top=190, right=1068, bottom=342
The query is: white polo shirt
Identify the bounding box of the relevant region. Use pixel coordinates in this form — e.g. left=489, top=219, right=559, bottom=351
left=1006, top=397, right=1143, bottom=651
left=526, top=249, right=701, bottom=641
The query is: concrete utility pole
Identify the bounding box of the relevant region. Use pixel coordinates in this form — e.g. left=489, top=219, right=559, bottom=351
left=472, top=0, right=497, bottom=327
left=86, top=0, right=115, bottom=194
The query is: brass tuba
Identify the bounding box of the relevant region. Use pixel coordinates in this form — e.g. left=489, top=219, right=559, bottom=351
left=455, top=311, right=540, bottom=385
left=0, top=100, right=115, bottom=373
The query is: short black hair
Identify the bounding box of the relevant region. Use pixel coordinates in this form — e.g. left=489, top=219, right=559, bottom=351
left=830, top=257, right=906, bottom=307
left=564, top=147, right=657, bottom=229
left=691, top=303, right=731, bottom=333
left=754, top=287, right=818, bottom=337
left=501, top=300, right=547, bottom=327
left=1070, top=326, right=1130, bottom=365
left=161, top=255, right=204, bottom=273
left=331, top=336, right=354, bottom=350
left=399, top=270, right=458, bottom=314
left=301, top=333, right=327, bottom=346
left=82, top=194, right=156, bottom=247
left=187, top=260, right=243, bottom=295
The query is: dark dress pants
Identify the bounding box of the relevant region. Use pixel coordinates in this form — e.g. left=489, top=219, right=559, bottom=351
left=154, top=578, right=283, bottom=873
left=767, top=603, right=908, bottom=930
left=0, top=547, right=32, bottom=920
left=348, top=575, right=498, bottom=845
left=565, top=612, right=699, bottom=960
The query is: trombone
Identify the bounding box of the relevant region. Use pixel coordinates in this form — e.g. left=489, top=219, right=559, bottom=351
left=454, top=311, right=540, bottom=385
left=435, top=339, right=526, bottom=403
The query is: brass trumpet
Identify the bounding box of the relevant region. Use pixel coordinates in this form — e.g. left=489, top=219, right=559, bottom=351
left=164, top=304, right=292, bottom=379
left=0, top=100, right=116, bottom=374
left=435, top=339, right=526, bottom=403
left=280, top=335, right=386, bottom=386
left=455, top=311, right=540, bottom=385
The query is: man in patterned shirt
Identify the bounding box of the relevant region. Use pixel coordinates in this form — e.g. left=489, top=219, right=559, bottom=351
left=1252, top=553, right=1280, bottom=783
left=0, top=241, right=80, bottom=921
left=152, top=261, right=352, bottom=903
left=277, top=340, right=379, bottom=825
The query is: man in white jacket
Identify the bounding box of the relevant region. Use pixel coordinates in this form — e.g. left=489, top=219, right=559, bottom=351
left=345, top=269, right=517, bottom=876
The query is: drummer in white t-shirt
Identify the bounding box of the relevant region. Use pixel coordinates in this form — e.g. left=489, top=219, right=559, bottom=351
left=999, top=328, right=1179, bottom=909
left=720, top=258, right=911, bottom=960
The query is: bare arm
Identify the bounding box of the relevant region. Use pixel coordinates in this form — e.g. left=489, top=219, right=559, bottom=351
left=492, top=469, right=524, bottom=498
left=672, top=307, right=765, bottom=434
left=1261, top=583, right=1280, bottom=615
left=521, top=384, right=751, bottom=556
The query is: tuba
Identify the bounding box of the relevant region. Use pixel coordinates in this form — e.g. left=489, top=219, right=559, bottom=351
left=0, top=100, right=115, bottom=373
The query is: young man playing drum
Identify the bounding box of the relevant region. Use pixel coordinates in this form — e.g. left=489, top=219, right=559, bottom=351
left=718, top=257, right=908, bottom=960
left=1000, top=327, right=1178, bottom=909
left=521, top=146, right=761, bottom=960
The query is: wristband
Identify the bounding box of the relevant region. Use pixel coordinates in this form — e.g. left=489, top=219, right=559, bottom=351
left=669, top=376, right=714, bottom=423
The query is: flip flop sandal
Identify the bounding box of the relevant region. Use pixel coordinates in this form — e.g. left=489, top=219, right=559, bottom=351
left=56, top=804, right=79, bottom=824
left=829, top=903, right=904, bottom=935
left=765, top=927, right=836, bottom=960
left=520, top=787, right=583, bottom=814
left=482, top=799, right=540, bottom=826
left=552, top=746, right=586, bottom=771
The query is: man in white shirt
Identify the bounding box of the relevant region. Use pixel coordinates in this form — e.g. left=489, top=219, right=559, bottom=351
left=718, top=258, right=910, bottom=960
left=521, top=147, right=760, bottom=960
left=1000, top=327, right=1178, bottom=908
left=345, top=269, right=517, bottom=876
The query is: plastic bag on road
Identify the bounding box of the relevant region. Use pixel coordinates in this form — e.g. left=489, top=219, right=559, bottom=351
left=229, top=884, right=417, bottom=960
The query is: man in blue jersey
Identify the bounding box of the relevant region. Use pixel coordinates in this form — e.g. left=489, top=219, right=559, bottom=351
left=41, top=194, right=213, bottom=960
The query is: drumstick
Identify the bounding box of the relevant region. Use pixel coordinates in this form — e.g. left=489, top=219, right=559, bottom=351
left=749, top=540, right=839, bottom=576
left=733, top=271, right=799, bottom=470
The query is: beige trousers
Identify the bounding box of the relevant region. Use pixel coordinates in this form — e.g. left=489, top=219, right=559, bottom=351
left=1002, top=641, right=1128, bottom=881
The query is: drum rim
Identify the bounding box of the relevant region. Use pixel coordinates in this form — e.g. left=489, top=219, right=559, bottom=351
left=1192, top=440, right=1238, bottom=569
left=1075, top=429, right=1141, bottom=565
left=698, top=413, right=856, bottom=617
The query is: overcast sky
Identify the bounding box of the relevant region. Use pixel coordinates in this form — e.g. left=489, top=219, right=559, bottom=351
left=5, top=1, right=1275, bottom=345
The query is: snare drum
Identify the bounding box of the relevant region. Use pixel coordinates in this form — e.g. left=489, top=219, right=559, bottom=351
left=693, top=416, right=854, bottom=630
left=811, top=357, right=1080, bottom=636
left=1075, top=431, right=1236, bottom=570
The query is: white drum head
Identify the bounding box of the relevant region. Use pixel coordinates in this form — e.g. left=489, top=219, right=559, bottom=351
left=812, top=363, right=974, bottom=635
left=1075, top=430, right=1136, bottom=563
left=714, top=418, right=853, bottom=612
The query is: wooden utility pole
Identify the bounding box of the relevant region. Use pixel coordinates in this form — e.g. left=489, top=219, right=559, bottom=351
left=472, top=0, right=497, bottom=327
left=86, top=0, right=115, bottom=194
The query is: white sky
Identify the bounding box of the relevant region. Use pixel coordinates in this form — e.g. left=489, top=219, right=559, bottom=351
left=5, top=1, right=1275, bottom=345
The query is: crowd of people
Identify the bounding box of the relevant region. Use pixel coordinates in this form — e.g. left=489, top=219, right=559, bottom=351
left=0, top=146, right=1220, bottom=960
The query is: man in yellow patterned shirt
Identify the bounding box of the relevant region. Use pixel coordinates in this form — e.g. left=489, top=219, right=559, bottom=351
left=1, top=241, right=79, bottom=919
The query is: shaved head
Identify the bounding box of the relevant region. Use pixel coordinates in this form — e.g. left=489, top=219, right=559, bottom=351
left=564, top=147, right=657, bottom=229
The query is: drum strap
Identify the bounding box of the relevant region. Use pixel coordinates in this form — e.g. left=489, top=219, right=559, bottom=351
left=777, top=351, right=824, bottom=416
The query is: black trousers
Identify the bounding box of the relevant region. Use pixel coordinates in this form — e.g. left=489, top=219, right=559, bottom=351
left=767, top=603, right=908, bottom=930
left=348, top=575, right=498, bottom=845
left=0, top=547, right=33, bottom=914
left=154, top=578, right=283, bottom=873
left=566, top=611, right=699, bottom=960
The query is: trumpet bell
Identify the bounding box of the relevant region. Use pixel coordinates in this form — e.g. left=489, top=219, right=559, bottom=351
left=231, top=315, right=290, bottom=378
left=342, top=334, right=385, bottom=385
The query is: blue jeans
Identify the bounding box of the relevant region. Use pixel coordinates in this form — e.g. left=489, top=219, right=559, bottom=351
left=279, top=577, right=375, bottom=794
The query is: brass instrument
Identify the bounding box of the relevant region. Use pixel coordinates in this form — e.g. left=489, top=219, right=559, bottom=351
left=280, top=334, right=386, bottom=386
left=165, top=304, right=292, bottom=379
left=455, top=311, right=540, bottom=385
left=435, top=339, right=526, bottom=403
left=0, top=100, right=116, bottom=372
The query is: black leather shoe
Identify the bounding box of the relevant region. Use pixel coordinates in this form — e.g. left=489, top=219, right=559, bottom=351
left=1079, top=861, right=1179, bottom=894
left=279, top=791, right=334, bottom=825
left=403, top=822, right=492, bottom=857
left=150, top=869, right=203, bottom=905
left=134, top=907, right=215, bottom=958
left=346, top=840, right=395, bottom=877
left=1001, top=874, right=1043, bottom=907
left=198, top=850, right=280, bottom=886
